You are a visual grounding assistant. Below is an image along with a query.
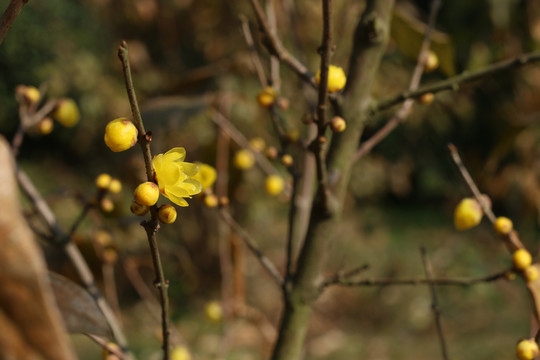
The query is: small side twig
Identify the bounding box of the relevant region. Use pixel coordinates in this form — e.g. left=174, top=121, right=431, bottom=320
left=354, top=0, right=442, bottom=161
left=377, top=50, right=540, bottom=111
left=239, top=15, right=268, bottom=88
left=320, top=264, right=370, bottom=288
left=219, top=209, right=284, bottom=287
left=250, top=0, right=313, bottom=85
left=420, top=246, right=449, bottom=360
left=327, top=269, right=509, bottom=287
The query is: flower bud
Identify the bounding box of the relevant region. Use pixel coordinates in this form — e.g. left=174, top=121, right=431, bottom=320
left=100, top=197, right=114, bottom=213
left=418, top=92, right=434, bottom=105
left=233, top=149, right=255, bottom=170
left=249, top=137, right=266, bottom=152
left=265, top=175, right=285, bottom=196
left=424, top=50, right=439, bottom=73
left=494, top=216, right=513, bottom=235
left=108, top=179, right=122, bottom=194
left=38, top=117, right=54, bottom=135
left=513, top=249, right=532, bottom=271
left=94, top=230, right=112, bottom=247
left=330, top=116, right=346, bottom=133
left=95, top=173, right=112, bottom=190
left=134, top=182, right=159, bottom=206
left=171, top=346, right=191, bottom=360
left=453, top=198, right=483, bottom=230
left=204, top=301, right=223, bottom=322
left=265, top=146, right=278, bottom=160
left=315, top=65, right=347, bottom=93
left=281, top=154, right=294, bottom=167
left=158, top=204, right=177, bottom=224
left=257, top=86, right=277, bottom=108
left=130, top=201, right=149, bottom=216
left=203, top=194, right=219, bottom=208
left=516, top=338, right=539, bottom=360
left=104, top=118, right=138, bottom=152
left=102, top=248, right=118, bottom=264
left=53, top=98, right=80, bottom=127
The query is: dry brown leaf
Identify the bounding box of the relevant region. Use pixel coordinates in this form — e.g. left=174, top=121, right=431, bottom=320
left=49, top=272, right=112, bottom=337
left=0, top=136, right=76, bottom=360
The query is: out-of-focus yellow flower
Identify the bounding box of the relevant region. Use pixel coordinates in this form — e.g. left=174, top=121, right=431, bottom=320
left=153, top=147, right=202, bottom=207
left=192, top=163, right=217, bottom=191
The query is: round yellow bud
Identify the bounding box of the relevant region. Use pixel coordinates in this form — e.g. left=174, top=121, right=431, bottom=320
left=494, top=216, right=513, bottom=235
left=158, top=204, right=177, bottom=224
left=94, top=230, right=112, bottom=247
left=249, top=137, right=266, bottom=152
left=219, top=196, right=230, bottom=207
left=102, top=248, right=118, bottom=264
left=171, top=346, right=191, bottom=360
left=513, top=249, right=532, bottom=271
left=203, top=194, right=219, bottom=208
left=281, top=154, right=294, bottom=167
left=524, top=266, right=539, bottom=283
left=424, top=50, right=439, bottom=73
left=95, top=173, right=112, bottom=190
left=52, top=98, right=80, bottom=127
left=134, top=182, right=160, bottom=206
left=104, top=118, right=138, bottom=152
left=330, top=116, right=346, bottom=133
left=265, top=175, right=285, bottom=196
left=516, top=338, right=539, bottom=360
left=418, top=92, right=435, bottom=105
left=453, top=198, right=483, bottom=230
left=23, top=85, right=41, bottom=105
left=234, top=149, right=255, bottom=170
left=100, top=197, right=114, bottom=213
left=38, top=117, right=54, bottom=135
left=108, top=179, right=122, bottom=194
left=257, top=86, right=277, bottom=108
left=205, top=301, right=223, bottom=322
left=315, top=65, right=347, bottom=93
left=130, top=201, right=149, bottom=216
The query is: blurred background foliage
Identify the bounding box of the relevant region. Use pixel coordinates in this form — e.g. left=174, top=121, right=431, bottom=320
left=3, top=0, right=540, bottom=359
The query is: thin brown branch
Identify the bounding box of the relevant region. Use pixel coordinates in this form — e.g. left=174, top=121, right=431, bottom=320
left=329, top=269, right=509, bottom=287
left=219, top=209, right=284, bottom=287
left=250, top=0, right=313, bottom=85
left=239, top=15, right=268, bottom=87
left=354, top=0, right=442, bottom=161
left=118, top=41, right=170, bottom=360
left=420, top=246, right=449, bottom=360
left=448, top=143, right=524, bottom=251
left=377, top=50, right=540, bottom=111
left=265, top=0, right=280, bottom=91
left=0, top=0, right=28, bottom=45
left=321, top=264, right=370, bottom=288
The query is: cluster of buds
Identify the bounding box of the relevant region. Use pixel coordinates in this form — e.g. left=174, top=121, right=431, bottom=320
left=131, top=181, right=178, bottom=224
left=94, top=173, right=122, bottom=213
left=15, top=84, right=80, bottom=137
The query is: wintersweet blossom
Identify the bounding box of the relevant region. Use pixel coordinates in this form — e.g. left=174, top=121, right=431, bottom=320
left=192, top=163, right=217, bottom=191
left=152, top=147, right=202, bottom=207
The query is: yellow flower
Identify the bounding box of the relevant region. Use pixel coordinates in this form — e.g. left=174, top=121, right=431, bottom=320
left=153, top=147, right=202, bottom=207
left=192, top=163, right=217, bottom=190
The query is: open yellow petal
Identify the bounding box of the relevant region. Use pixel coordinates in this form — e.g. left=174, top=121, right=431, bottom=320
left=163, top=147, right=186, bottom=163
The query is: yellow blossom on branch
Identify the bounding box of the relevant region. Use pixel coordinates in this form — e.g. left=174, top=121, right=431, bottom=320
left=152, top=147, right=202, bottom=207
left=192, top=163, right=217, bottom=191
